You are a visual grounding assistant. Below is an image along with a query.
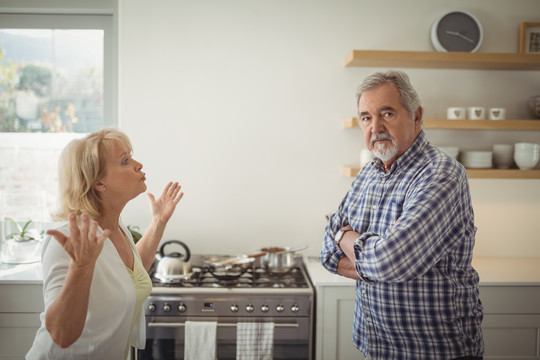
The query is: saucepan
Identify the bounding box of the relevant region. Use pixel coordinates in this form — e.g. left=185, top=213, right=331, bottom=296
left=260, top=246, right=307, bottom=275
left=154, top=240, right=191, bottom=283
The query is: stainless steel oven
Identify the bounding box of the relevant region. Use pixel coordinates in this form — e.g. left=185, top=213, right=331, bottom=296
left=135, top=255, right=314, bottom=360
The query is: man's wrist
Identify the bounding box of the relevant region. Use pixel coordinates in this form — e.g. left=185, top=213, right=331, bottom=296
left=334, top=228, right=353, bottom=247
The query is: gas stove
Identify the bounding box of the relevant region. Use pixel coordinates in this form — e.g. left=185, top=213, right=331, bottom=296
left=138, top=254, right=314, bottom=359
left=148, top=254, right=312, bottom=293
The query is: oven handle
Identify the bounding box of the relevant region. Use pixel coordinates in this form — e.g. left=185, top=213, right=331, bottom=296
left=148, top=322, right=298, bottom=328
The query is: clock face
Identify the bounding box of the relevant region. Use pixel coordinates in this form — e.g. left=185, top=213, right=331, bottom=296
left=432, top=11, right=482, bottom=52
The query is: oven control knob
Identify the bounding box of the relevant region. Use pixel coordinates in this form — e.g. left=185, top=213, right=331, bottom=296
left=163, top=303, right=171, bottom=312
left=178, top=303, right=186, bottom=313
left=261, top=304, right=269, bottom=313
left=245, top=304, right=254, bottom=313
left=291, top=304, right=300, bottom=313
left=148, top=303, right=156, bottom=312
left=230, top=304, right=239, bottom=313
left=276, top=304, right=284, bottom=312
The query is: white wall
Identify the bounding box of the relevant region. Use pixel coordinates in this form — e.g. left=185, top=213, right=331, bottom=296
left=117, top=0, right=540, bottom=258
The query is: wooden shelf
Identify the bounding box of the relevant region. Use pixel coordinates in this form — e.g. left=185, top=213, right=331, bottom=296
left=424, top=119, right=540, bottom=130
left=341, top=49, right=540, bottom=180
left=344, top=118, right=540, bottom=130
left=342, top=166, right=361, bottom=178
left=344, top=50, right=540, bottom=70
left=467, top=169, right=540, bottom=179
left=342, top=166, right=540, bottom=179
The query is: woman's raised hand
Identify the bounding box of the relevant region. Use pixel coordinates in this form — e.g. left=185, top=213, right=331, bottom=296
left=147, top=181, right=184, bottom=224
left=47, top=213, right=109, bottom=268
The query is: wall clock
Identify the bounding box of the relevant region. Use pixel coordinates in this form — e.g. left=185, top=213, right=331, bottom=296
left=431, top=10, right=483, bottom=52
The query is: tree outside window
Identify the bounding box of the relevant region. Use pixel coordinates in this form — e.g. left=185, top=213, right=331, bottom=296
left=0, top=29, right=104, bottom=133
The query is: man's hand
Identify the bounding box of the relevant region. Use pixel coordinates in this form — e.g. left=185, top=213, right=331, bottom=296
left=336, top=257, right=361, bottom=280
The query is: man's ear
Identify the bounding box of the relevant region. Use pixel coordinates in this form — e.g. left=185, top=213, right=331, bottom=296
left=414, top=106, right=423, bottom=126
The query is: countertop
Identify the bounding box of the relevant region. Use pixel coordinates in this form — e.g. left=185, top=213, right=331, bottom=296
left=0, top=262, right=43, bottom=284
left=305, top=256, right=540, bottom=287
left=2, top=256, right=540, bottom=286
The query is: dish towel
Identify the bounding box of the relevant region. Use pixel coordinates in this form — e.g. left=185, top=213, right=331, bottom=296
left=236, top=322, right=275, bottom=360
left=184, top=321, right=217, bottom=360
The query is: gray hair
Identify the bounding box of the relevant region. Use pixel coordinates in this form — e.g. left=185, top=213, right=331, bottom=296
left=356, top=70, right=422, bottom=121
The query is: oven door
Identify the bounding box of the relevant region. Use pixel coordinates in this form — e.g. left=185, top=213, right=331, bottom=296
left=136, top=316, right=311, bottom=360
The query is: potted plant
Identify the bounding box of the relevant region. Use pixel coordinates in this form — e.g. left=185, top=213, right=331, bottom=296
left=127, top=225, right=142, bottom=243
left=1, top=217, right=43, bottom=264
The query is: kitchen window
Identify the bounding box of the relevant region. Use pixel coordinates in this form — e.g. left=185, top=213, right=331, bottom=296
left=0, top=12, right=116, bottom=221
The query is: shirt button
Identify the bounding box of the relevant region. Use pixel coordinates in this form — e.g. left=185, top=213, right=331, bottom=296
left=372, top=205, right=377, bottom=210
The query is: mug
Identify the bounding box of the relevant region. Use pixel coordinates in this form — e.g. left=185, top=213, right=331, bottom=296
left=360, top=149, right=374, bottom=167
left=492, top=144, right=513, bottom=169
left=467, top=107, right=486, bottom=120
left=447, top=107, right=466, bottom=120
left=488, top=107, right=506, bottom=120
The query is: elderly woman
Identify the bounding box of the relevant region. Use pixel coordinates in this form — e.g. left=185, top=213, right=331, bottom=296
left=27, top=129, right=183, bottom=359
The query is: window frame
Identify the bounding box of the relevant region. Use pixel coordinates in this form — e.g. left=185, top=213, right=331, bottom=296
left=0, top=4, right=118, bottom=227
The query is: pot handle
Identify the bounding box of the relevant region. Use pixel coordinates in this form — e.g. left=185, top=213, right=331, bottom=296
left=159, top=240, right=191, bottom=262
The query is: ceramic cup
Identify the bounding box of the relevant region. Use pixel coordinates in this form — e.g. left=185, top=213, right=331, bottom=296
left=514, top=142, right=540, bottom=170
left=488, top=107, right=506, bottom=120
left=492, top=144, right=514, bottom=169
left=447, top=107, right=466, bottom=120
left=360, top=149, right=374, bottom=167
left=467, top=107, right=486, bottom=120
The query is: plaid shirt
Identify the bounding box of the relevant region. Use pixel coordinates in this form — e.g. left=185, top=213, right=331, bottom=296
left=320, top=131, right=484, bottom=359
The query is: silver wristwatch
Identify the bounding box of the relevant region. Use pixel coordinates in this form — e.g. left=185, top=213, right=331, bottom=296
left=334, top=229, right=352, bottom=246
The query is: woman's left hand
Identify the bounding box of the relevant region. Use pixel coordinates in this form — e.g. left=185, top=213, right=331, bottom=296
left=147, top=181, right=184, bottom=224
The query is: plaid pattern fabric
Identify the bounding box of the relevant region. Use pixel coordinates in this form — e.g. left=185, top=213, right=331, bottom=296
left=320, top=132, right=484, bottom=359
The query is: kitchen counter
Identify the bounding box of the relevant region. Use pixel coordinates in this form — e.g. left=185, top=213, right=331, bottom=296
left=2, top=256, right=540, bottom=286
left=0, top=262, right=43, bottom=284
left=311, top=256, right=540, bottom=360
left=305, top=256, right=540, bottom=286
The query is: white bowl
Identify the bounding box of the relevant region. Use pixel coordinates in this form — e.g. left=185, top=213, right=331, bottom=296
left=515, top=142, right=540, bottom=152
left=514, top=143, right=540, bottom=170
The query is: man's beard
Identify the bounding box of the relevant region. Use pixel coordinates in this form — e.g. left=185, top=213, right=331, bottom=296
left=370, top=133, right=398, bottom=161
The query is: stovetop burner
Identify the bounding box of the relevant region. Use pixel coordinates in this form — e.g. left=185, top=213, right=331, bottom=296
left=151, top=265, right=309, bottom=289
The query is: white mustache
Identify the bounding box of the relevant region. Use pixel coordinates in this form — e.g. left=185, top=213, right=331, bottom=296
left=370, top=133, right=394, bottom=147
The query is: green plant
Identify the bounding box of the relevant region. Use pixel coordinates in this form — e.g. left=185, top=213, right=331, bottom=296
left=127, top=225, right=142, bottom=243
left=4, top=217, right=42, bottom=242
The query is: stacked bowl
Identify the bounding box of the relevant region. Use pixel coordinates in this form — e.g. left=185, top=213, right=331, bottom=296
left=514, top=143, right=540, bottom=170
left=461, top=151, right=493, bottom=169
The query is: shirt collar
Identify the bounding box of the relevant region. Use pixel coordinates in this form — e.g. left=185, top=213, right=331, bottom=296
left=373, top=131, right=428, bottom=175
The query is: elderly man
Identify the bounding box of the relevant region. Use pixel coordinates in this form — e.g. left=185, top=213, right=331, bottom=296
left=320, top=71, right=484, bottom=359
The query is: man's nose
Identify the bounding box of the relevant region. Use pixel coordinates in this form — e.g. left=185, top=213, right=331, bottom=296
left=370, top=115, right=385, bottom=134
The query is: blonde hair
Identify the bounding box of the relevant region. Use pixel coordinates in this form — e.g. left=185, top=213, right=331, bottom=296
left=53, top=128, right=132, bottom=220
